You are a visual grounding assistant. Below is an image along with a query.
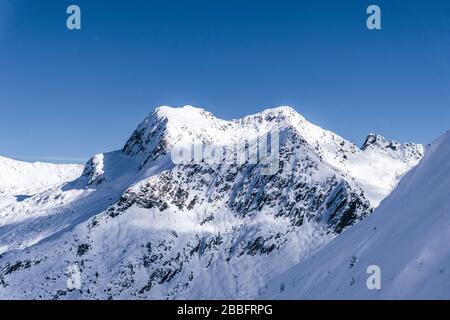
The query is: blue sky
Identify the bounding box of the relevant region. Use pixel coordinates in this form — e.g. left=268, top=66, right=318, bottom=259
left=1, top=0, right=450, bottom=163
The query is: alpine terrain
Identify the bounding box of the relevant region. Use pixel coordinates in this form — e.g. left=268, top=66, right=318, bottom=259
left=0, top=106, right=424, bottom=299
left=263, top=131, right=450, bottom=299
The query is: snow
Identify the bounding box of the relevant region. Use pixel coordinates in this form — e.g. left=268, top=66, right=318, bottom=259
left=262, top=131, right=450, bottom=299
left=124, top=105, right=423, bottom=207
left=0, top=151, right=144, bottom=254
left=0, top=156, right=83, bottom=219
left=0, top=156, right=83, bottom=195
left=0, top=105, right=427, bottom=299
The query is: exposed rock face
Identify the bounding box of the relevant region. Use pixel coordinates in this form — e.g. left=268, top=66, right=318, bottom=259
left=0, top=106, right=424, bottom=299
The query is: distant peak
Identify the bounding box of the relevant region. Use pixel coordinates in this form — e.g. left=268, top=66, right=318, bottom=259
left=361, top=133, right=410, bottom=152
left=361, top=133, right=425, bottom=160
left=361, top=133, right=388, bottom=149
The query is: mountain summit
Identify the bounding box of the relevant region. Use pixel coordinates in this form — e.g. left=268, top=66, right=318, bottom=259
left=0, top=106, right=424, bottom=299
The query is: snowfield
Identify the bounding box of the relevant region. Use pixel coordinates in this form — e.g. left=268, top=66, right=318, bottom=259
left=0, top=106, right=426, bottom=299
left=263, top=131, right=450, bottom=299
left=0, top=156, right=83, bottom=195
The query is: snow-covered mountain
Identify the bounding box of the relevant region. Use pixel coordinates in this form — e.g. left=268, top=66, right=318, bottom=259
left=0, top=106, right=424, bottom=299
left=263, top=131, right=450, bottom=299
left=0, top=156, right=83, bottom=195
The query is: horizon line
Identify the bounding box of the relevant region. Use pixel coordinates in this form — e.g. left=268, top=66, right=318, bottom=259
left=3, top=155, right=88, bottom=165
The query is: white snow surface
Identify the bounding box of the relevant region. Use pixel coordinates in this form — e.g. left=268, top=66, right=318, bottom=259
left=0, top=106, right=425, bottom=299
left=0, top=156, right=83, bottom=195
left=263, top=131, right=450, bottom=299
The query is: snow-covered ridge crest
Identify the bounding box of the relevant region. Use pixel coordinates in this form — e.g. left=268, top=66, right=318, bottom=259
left=121, top=105, right=297, bottom=163
left=121, top=105, right=422, bottom=157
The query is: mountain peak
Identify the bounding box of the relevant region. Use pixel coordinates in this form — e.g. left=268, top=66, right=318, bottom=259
left=361, top=133, right=390, bottom=150
left=240, top=106, right=303, bottom=122
left=153, top=105, right=216, bottom=121
left=361, top=133, right=425, bottom=165
left=258, top=105, right=298, bottom=116
left=122, top=105, right=304, bottom=161
left=153, top=105, right=301, bottom=124
left=122, top=105, right=228, bottom=160
left=362, top=132, right=422, bottom=151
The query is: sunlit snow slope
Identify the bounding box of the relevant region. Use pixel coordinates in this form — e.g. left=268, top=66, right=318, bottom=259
left=263, top=131, right=450, bottom=299
left=0, top=156, right=83, bottom=195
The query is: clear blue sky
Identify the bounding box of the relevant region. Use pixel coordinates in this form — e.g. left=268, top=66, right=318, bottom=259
left=1, top=0, right=450, bottom=163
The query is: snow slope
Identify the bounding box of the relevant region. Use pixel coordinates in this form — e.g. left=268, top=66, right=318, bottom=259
left=0, top=156, right=83, bottom=195
left=0, top=106, right=424, bottom=299
left=263, top=131, right=450, bottom=299
left=0, top=158, right=83, bottom=253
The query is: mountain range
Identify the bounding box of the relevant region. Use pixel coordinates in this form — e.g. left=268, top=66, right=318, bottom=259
left=0, top=106, right=429, bottom=299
